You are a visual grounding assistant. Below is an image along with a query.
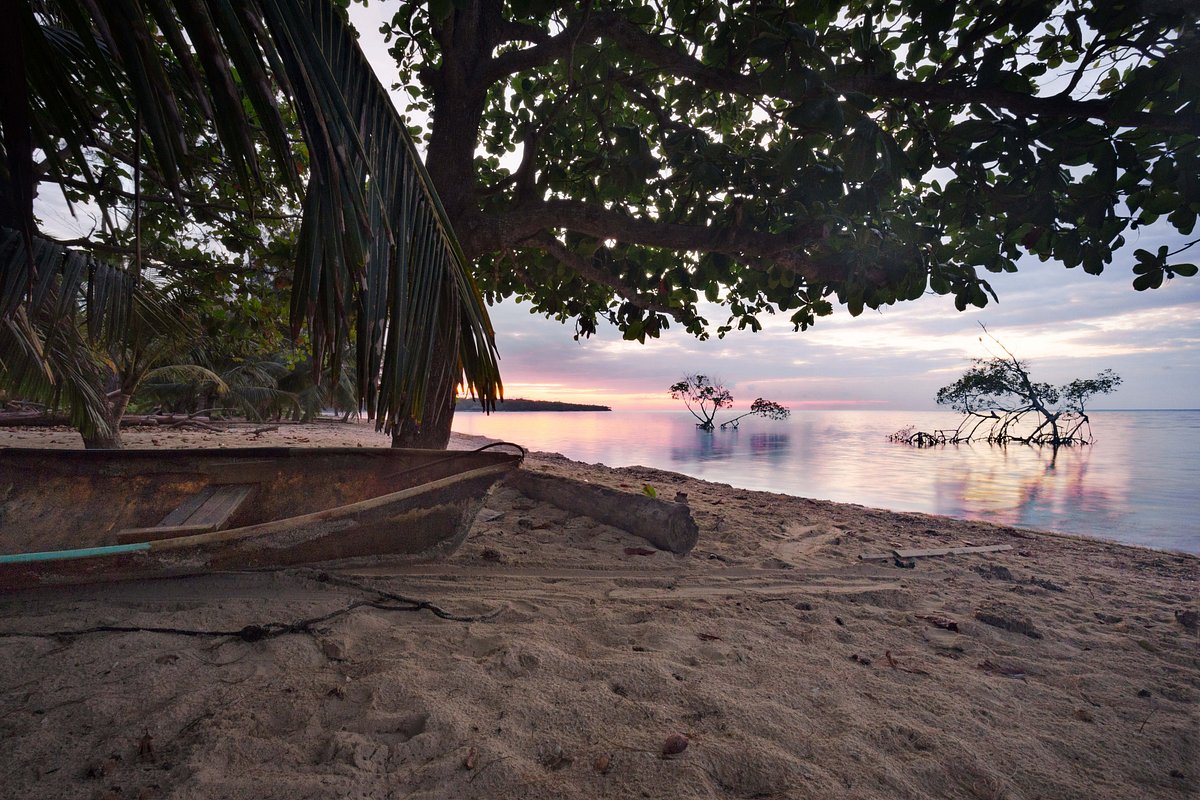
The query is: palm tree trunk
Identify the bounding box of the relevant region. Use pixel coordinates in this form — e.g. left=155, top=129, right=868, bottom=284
left=391, top=301, right=461, bottom=449
left=82, top=393, right=129, bottom=450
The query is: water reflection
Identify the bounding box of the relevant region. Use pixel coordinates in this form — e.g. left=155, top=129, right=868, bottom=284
left=749, top=433, right=789, bottom=454
left=928, top=444, right=1120, bottom=534
left=674, top=427, right=739, bottom=463
left=451, top=409, right=1198, bottom=552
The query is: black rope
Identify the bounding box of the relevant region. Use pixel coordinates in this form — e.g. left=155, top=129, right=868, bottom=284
left=0, top=581, right=501, bottom=642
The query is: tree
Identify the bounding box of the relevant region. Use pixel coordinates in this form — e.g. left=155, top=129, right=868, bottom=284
left=720, top=398, right=791, bottom=430
left=669, top=374, right=790, bottom=431
left=380, top=0, right=1196, bottom=443
left=2, top=0, right=501, bottom=448
left=670, top=374, right=732, bottom=430
left=75, top=283, right=198, bottom=449
left=895, top=331, right=1122, bottom=447
left=935, top=361, right=1121, bottom=447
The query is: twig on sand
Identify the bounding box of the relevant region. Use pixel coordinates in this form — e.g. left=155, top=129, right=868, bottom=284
left=301, top=571, right=505, bottom=622
left=178, top=711, right=215, bottom=738
left=467, top=755, right=513, bottom=784
left=164, top=419, right=223, bottom=432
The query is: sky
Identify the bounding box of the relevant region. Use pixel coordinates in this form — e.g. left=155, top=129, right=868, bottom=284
left=346, top=5, right=1199, bottom=412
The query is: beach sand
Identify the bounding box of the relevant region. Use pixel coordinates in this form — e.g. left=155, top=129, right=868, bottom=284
left=0, top=421, right=1196, bottom=799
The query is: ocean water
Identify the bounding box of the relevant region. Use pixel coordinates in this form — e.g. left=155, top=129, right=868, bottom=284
left=453, top=409, right=1200, bottom=554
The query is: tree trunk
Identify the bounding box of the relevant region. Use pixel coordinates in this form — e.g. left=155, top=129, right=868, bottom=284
left=81, top=393, right=130, bottom=450
left=391, top=297, right=461, bottom=449
left=82, top=427, right=123, bottom=449
left=390, top=2, right=499, bottom=450
left=0, top=164, right=23, bottom=232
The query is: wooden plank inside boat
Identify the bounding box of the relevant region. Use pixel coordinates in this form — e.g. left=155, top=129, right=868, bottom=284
left=187, top=484, right=254, bottom=529
left=116, top=484, right=254, bottom=544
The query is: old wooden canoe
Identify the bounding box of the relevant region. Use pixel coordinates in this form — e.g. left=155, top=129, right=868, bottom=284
left=0, top=446, right=521, bottom=591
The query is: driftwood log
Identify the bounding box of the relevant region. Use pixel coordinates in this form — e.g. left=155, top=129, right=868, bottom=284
left=506, top=469, right=699, bottom=555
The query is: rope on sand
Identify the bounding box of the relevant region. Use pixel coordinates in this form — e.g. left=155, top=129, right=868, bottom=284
left=0, top=573, right=502, bottom=643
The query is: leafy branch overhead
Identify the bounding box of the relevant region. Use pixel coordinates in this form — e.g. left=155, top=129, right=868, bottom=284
left=384, top=0, right=1198, bottom=343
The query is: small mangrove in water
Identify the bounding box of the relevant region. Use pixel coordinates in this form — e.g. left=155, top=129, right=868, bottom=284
left=669, top=374, right=790, bottom=431
left=892, top=330, right=1121, bottom=448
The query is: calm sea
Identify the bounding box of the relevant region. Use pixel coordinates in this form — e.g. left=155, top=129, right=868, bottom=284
left=453, top=409, right=1200, bottom=554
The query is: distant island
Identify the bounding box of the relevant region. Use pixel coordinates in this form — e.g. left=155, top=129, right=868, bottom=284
left=455, top=397, right=611, bottom=412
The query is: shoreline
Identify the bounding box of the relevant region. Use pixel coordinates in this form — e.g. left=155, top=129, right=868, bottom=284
left=451, top=408, right=1200, bottom=557
left=0, top=423, right=1196, bottom=799
left=1, top=417, right=1194, bottom=558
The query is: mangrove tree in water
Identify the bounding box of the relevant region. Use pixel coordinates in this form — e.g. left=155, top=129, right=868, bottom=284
left=893, top=336, right=1121, bottom=447
left=670, top=375, right=790, bottom=431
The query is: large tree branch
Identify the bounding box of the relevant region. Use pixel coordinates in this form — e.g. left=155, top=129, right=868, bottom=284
left=526, top=232, right=687, bottom=321
left=484, top=29, right=578, bottom=81
left=460, top=199, right=835, bottom=282
left=483, top=9, right=599, bottom=84
left=838, top=74, right=1198, bottom=134
left=497, top=19, right=552, bottom=46
left=598, top=14, right=1200, bottom=136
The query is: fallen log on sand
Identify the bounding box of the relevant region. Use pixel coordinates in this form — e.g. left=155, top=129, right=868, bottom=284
left=506, top=469, right=699, bottom=555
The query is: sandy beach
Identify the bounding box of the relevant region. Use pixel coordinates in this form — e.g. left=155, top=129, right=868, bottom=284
left=0, top=421, right=1196, bottom=799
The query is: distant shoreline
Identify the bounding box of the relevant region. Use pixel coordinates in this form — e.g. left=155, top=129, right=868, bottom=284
left=455, top=397, right=611, bottom=412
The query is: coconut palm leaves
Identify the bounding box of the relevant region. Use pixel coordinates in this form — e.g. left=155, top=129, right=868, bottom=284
left=0, top=227, right=170, bottom=441
left=1, top=0, right=501, bottom=438
left=0, top=229, right=114, bottom=437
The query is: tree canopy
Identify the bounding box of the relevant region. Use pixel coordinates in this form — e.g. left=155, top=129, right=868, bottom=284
left=935, top=357, right=1121, bottom=446
left=383, top=0, right=1197, bottom=347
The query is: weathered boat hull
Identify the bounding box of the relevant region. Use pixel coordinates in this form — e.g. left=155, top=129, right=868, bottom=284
left=0, top=447, right=521, bottom=591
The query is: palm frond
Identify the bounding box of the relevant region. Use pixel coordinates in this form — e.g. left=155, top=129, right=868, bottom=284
left=226, top=384, right=301, bottom=420
left=4, top=1, right=502, bottom=440
left=142, top=363, right=229, bottom=394
left=222, top=358, right=291, bottom=388
left=241, top=1, right=503, bottom=431
left=0, top=306, right=112, bottom=439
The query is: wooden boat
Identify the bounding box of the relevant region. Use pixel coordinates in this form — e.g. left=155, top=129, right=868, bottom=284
left=0, top=446, right=522, bottom=591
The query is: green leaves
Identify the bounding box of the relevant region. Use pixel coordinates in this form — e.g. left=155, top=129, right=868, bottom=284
left=384, top=0, right=1197, bottom=355
left=1132, top=246, right=1197, bottom=291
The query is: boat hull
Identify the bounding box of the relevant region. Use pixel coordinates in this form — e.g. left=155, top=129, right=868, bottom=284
left=0, top=447, right=521, bottom=591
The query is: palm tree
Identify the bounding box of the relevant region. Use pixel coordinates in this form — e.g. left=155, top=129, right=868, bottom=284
left=0, top=0, right=501, bottom=447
